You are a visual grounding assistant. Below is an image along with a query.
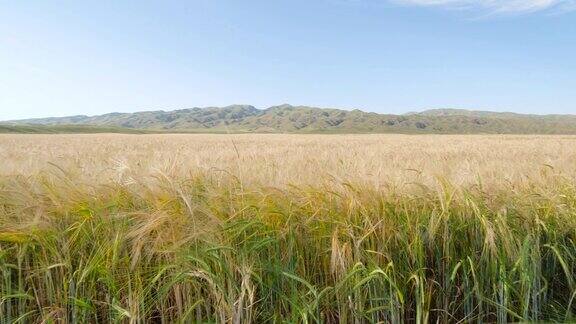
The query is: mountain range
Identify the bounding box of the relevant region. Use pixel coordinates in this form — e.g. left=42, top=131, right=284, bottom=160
left=3, top=105, right=576, bottom=134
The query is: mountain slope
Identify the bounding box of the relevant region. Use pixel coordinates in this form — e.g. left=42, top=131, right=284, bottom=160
left=0, top=124, right=149, bottom=134
left=418, top=108, right=576, bottom=120
left=4, top=105, right=576, bottom=134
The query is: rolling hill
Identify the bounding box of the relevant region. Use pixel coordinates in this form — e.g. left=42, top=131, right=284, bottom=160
left=0, top=124, right=151, bottom=134
left=3, top=105, right=576, bottom=134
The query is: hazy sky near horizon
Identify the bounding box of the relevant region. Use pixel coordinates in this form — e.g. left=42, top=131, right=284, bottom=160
left=1, top=1, right=575, bottom=120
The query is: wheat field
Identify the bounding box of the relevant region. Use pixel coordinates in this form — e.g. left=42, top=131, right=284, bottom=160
left=3, top=134, right=576, bottom=188
left=1, top=134, right=576, bottom=323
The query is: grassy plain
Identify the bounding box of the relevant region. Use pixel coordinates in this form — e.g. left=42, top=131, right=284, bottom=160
left=1, top=134, right=575, bottom=323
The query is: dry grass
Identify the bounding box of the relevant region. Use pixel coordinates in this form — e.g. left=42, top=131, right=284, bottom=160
left=1, top=134, right=575, bottom=323
left=2, top=134, right=576, bottom=189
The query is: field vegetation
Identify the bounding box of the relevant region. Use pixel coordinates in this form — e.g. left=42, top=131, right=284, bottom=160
left=1, top=134, right=576, bottom=323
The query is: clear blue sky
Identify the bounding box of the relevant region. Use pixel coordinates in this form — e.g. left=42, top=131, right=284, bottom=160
left=1, top=0, right=575, bottom=120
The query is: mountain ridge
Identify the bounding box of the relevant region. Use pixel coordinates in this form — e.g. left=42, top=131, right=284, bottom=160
left=4, top=105, right=576, bottom=134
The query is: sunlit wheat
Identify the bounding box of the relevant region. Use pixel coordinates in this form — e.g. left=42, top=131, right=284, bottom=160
left=0, top=134, right=575, bottom=322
